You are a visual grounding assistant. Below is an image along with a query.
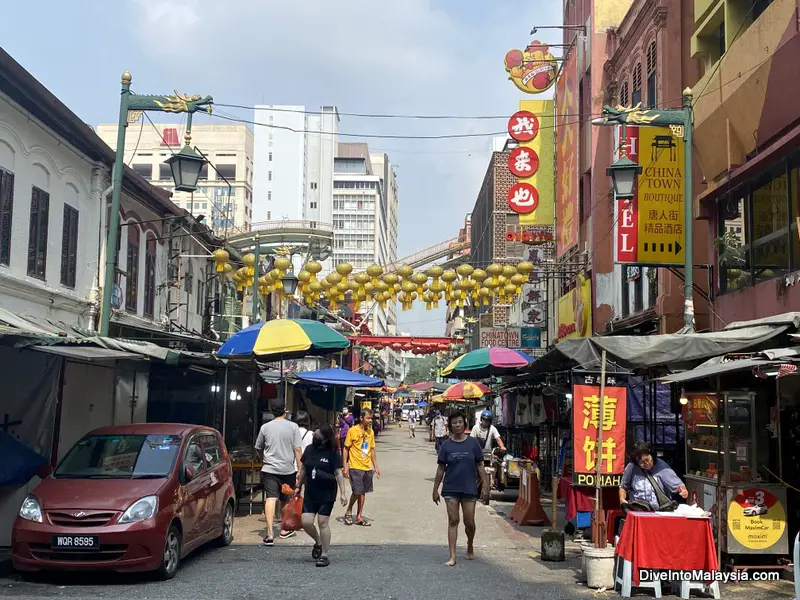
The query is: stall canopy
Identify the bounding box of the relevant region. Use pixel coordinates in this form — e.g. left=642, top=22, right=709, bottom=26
left=296, top=367, right=383, bottom=388
left=522, top=313, right=800, bottom=376
left=658, top=348, right=800, bottom=383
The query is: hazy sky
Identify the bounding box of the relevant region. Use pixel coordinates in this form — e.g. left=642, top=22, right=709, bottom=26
left=1, top=0, right=560, bottom=335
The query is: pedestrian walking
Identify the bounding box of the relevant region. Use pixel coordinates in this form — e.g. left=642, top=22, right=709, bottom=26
left=343, top=408, right=380, bottom=526
left=394, top=405, right=402, bottom=426
left=432, top=411, right=448, bottom=452
left=294, top=424, right=347, bottom=567
left=296, top=411, right=313, bottom=454
left=432, top=410, right=489, bottom=566
left=407, top=406, right=418, bottom=438
left=338, top=409, right=353, bottom=450
left=255, top=397, right=303, bottom=546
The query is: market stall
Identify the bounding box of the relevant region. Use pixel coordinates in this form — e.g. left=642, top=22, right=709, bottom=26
left=661, top=348, right=799, bottom=571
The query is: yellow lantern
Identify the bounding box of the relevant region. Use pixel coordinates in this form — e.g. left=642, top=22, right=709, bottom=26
left=326, top=272, right=343, bottom=285
left=401, top=280, right=416, bottom=298
left=486, top=263, right=503, bottom=286
left=516, top=261, right=534, bottom=276
left=431, top=291, right=442, bottom=309
left=429, top=279, right=444, bottom=295
left=309, top=280, right=322, bottom=300
left=450, top=289, right=463, bottom=308
left=382, top=274, right=399, bottom=301
left=408, top=292, right=417, bottom=310
left=457, top=264, right=474, bottom=279
left=396, top=265, right=414, bottom=280
left=366, top=264, right=383, bottom=286
left=274, top=256, right=291, bottom=272
left=398, top=292, right=409, bottom=311
left=336, top=280, right=349, bottom=295
left=364, top=282, right=375, bottom=296
left=478, top=287, right=491, bottom=306
left=411, top=272, right=428, bottom=295
left=426, top=265, right=444, bottom=286
left=441, top=270, right=458, bottom=300
left=306, top=261, right=323, bottom=281
left=336, top=263, right=353, bottom=277
left=223, top=263, right=233, bottom=275
left=422, top=290, right=434, bottom=310
left=511, top=273, right=526, bottom=294
left=504, top=283, right=517, bottom=300
left=242, top=253, right=255, bottom=268
left=502, top=265, right=516, bottom=280
left=213, top=249, right=229, bottom=273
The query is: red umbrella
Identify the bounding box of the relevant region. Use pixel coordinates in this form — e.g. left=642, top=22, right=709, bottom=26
left=442, top=381, right=491, bottom=400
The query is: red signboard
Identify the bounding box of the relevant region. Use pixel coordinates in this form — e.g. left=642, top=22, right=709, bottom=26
left=508, top=183, right=539, bottom=214
left=555, top=45, right=579, bottom=258
left=508, top=145, right=540, bottom=178
left=507, top=111, right=539, bottom=142
left=616, top=125, right=639, bottom=263
left=161, top=128, right=180, bottom=146
left=571, top=372, right=628, bottom=486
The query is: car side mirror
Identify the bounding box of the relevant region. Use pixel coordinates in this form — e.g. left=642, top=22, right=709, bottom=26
left=184, top=464, right=196, bottom=482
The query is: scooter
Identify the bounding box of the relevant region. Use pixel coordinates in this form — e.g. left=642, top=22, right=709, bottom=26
left=482, top=447, right=506, bottom=495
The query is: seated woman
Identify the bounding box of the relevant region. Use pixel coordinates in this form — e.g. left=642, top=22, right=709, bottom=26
left=619, top=442, right=688, bottom=514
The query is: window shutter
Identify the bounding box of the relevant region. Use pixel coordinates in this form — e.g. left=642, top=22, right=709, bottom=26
left=0, top=169, right=14, bottom=266
left=647, top=42, right=657, bottom=76
left=633, top=63, right=642, bottom=92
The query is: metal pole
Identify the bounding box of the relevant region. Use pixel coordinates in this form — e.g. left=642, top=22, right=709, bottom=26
left=252, top=233, right=260, bottom=323
left=682, top=88, right=695, bottom=331
left=594, top=350, right=608, bottom=548
left=99, top=72, right=131, bottom=337
left=222, top=365, right=229, bottom=442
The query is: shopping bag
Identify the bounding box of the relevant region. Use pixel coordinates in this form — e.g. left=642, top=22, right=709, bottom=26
left=281, top=494, right=303, bottom=531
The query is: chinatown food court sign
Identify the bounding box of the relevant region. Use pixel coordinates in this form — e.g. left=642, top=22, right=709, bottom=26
left=571, top=371, right=628, bottom=487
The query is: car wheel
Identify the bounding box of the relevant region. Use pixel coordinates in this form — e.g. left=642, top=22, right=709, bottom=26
left=216, top=501, right=234, bottom=547
left=156, top=525, right=181, bottom=580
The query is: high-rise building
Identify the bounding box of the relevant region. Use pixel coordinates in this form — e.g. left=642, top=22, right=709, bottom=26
left=95, top=123, right=254, bottom=235
left=252, top=105, right=339, bottom=224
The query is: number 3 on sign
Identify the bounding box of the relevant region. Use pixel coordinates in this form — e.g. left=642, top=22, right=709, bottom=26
left=754, top=490, right=765, bottom=505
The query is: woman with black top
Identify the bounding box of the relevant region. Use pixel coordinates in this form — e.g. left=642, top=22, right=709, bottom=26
left=294, top=424, right=347, bottom=567
left=432, top=410, right=489, bottom=566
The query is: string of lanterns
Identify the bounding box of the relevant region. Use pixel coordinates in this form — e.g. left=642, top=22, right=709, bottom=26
left=211, top=249, right=534, bottom=311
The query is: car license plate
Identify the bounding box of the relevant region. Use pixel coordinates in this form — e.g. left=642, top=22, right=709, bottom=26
left=51, top=535, right=99, bottom=550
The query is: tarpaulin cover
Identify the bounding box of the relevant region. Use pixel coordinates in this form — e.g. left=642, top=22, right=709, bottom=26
left=627, top=377, right=679, bottom=445
left=524, top=321, right=796, bottom=375
left=296, top=367, right=383, bottom=388
left=0, top=432, right=47, bottom=486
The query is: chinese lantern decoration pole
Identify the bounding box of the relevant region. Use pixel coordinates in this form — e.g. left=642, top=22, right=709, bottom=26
left=593, top=350, right=608, bottom=549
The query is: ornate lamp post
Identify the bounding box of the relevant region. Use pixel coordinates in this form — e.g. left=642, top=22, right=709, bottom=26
left=99, top=72, right=213, bottom=336
left=592, top=88, right=695, bottom=331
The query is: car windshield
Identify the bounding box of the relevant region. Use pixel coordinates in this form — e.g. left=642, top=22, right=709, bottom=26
left=55, top=434, right=182, bottom=479
left=403, top=405, right=415, bottom=411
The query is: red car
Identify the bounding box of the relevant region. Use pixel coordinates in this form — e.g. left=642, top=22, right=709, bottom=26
left=12, top=423, right=235, bottom=579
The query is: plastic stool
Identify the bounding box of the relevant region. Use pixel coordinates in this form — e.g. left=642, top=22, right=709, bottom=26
left=613, top=536, right=662, bottom=598
left=679, top=580, right=720, bottom=599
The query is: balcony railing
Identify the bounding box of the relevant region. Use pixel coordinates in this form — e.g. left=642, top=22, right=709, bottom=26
left=250, top=219, right=334, bottom=233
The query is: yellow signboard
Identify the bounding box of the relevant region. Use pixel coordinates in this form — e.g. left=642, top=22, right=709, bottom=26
left=518, top=99, right=554, bottom=226
left=557, top=274, right=591, bottom=340
left=633, top=126, right=685, bottom=264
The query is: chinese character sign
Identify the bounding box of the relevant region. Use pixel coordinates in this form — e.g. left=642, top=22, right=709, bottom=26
left=614, top=125, right=686, bottom=265
left=571, top=374, right=628, bottom=486
left=556, top=45, right=578, bottom=258
left=517, top=99, right=554, bottom=226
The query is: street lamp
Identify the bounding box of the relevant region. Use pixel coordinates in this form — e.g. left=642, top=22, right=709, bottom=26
left=164, top=136, right=207, bottom=192
left=281, top=271, right=299, bottom=297
left=606, top=155, right=642, bottom=200
left=99, top=72, right=213, bottom=337
left=591, top=88, right=695, bottom=331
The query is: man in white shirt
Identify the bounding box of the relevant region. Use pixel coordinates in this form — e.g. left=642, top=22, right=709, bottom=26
left=470, top=409, right=507, bottom=453
left=407, top=407, right=418, bottom=438
left=432, top=411, right=448, bottom=451
left=255, top=398, right=303, bottom=546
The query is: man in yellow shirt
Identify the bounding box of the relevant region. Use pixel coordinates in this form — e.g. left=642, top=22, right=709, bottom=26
left=343, top=408, right=381, bottom=526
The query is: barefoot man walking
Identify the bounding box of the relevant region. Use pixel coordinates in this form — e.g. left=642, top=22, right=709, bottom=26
left=343, top=408, right=381, bottom=526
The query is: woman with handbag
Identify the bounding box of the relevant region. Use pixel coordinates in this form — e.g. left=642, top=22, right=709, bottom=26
left=619, top=442, right=688, bottom=515
left=295, top=424, right=347, bottom=567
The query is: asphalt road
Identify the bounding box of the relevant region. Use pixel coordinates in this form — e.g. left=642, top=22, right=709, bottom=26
left=1, top=424, right=794, bottom=599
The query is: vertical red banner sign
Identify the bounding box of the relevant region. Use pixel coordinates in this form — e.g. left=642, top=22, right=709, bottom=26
left=616, top=125, right=639, bottom=263
left=555, top=44, right=579, bottom=258
left=571, top=372, right=628, bottom=486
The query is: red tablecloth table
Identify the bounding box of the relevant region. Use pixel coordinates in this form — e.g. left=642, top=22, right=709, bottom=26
left=556, top=476, right=620, bottom=522
left=615, top=512, right=718, bottom=586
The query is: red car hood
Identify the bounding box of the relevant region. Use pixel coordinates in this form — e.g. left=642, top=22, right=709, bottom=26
left=34, top=477, right=167, bottom=512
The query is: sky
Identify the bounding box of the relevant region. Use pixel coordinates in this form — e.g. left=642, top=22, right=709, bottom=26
left=0, top=0, right=561, bottom=335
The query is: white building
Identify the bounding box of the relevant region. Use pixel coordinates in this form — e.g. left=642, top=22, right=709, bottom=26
left=252, top=105, right=339, bottom=224
left=96, top=123, right=254, bottom=236
left=0, top=51, right=222, bottom=545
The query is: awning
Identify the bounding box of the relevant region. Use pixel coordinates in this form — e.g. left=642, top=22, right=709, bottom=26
left=296, top=367, right=383, bottom=388
left=31, top=346, right=143, bottom=363
left=658, top=358, right=783, bottom=383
